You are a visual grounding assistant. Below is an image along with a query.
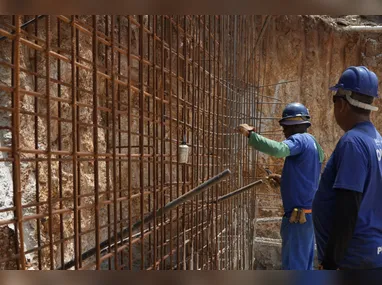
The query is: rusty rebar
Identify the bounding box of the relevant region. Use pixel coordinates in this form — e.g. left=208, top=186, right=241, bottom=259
left=0, top=15, right=45, bottom=41
left=44, top=15, right=55, bottom=270
left=57, top=168, right=230, bottom=270
left=168, top=15, right=174, bottom=269
left=92, top=15, right=101, bottom=269
left=127, top=14, right=133, bottom=270
left=0, top=15, right=279, bottom=271
left=70, top=15, right=80, bottom=270
left=57, top=14, right=66, bottom=270
left=12, top=14, right=26, bottom=270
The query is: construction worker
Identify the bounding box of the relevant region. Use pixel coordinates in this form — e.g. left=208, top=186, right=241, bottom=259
left=238, top=103, right=324, bottom=270
left=313, top=66, right=382, bottom=270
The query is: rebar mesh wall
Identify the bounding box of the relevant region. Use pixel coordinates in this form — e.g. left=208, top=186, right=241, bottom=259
left=0, top=15, right=272, bottom=270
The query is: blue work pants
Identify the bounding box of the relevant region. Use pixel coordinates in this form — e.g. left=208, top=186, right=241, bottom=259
left=280, top=214, right=315, bottom=270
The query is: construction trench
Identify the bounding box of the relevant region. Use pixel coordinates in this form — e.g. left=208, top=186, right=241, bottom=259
left=0, top=15, right=381, bottom=270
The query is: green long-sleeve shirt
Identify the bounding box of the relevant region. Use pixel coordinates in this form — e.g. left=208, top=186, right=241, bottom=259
left=248, top=132, right=324, bottom=162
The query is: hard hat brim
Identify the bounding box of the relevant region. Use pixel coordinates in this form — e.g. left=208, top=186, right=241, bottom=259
left=329, top=85, right=338, bottom=91
left=279, top=120, right=311, bottom=127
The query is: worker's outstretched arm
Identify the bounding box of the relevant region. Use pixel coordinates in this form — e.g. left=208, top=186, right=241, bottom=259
left=248, top=132, right=290, bottom=158
left=321, top=189, right=362, bottom=270
left=238, top=123, right=308, bottom=159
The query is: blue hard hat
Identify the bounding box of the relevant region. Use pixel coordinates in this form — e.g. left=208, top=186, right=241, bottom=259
left=329, top=66, right=379, bottom=98
left=279, top=102, right=311, bottom=126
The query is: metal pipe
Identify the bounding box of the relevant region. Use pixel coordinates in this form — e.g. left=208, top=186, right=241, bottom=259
left=215, top=180, right=263, bottom=203
left=132, top=169, right=231, bottom=232
left=0, top=15, right=45, bottom=41
left=340, top=26, right=382, bottom=33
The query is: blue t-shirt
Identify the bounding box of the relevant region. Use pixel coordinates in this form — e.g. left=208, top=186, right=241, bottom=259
left=281, top=133, right=322, bottom=214
left=312, top=121, right=382, bottom=269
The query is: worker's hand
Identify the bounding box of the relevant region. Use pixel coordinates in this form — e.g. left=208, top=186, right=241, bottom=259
left=266, top=173, right=281, bottom=186
left=237, top=124, right=255, bottom=137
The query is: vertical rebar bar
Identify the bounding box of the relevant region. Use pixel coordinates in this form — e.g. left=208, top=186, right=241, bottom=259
left=110, top=15, right=119, bottom=270
left=200, top=15, right=206, bottom=269
left=71, top=15, right=79, bottom=270
left=160, top=15, right=165, bottom=270
left=190, top=15, right=196, bottom=270
left=219, top=16, right=225, bottom=270
left=182, top=15, right=188, bottom=271
left=195, top=15, right=201, bottom=269
left=92, top=15, right=101, bottom=269
left=152, top=15, right=158, bottom=270
left=146, top=15, right=153, bottom=269
left=206, top=15, right=212, bottom=270
left=105, top=15, right=112, bottom=270
left=75, top=15, right=83, bottom=269
left=12, top=14, right=26, bottom=270
left=168, top=15, right=174, bottom=269
left=212, top=15, right=218, bottom=270
left=56, top=15, right=65, bottom=270
left=33, top=14, right=43, bottom=270
left=138, top=15, right=145, bottom=270
left=117, top=15, right=124, bottom=269
left=45, top=15, right=55, bottom=270
left=175, top=16, right=181, bottom=271
left=127, top=15, right=133, bottom=270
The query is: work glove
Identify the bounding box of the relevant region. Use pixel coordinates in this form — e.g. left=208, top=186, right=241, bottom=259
left=266, top=173, right=281, bottom=187
left=237, top=124, right=255, bottom=138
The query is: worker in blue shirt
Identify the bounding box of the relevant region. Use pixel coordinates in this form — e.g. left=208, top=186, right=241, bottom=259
left=313, top=66, right=382, bottom=270
left=238, top=103, right=324, bottom=270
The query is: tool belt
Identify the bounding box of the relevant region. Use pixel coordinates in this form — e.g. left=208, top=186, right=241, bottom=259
left=288, top=208, right=312, bottom=224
